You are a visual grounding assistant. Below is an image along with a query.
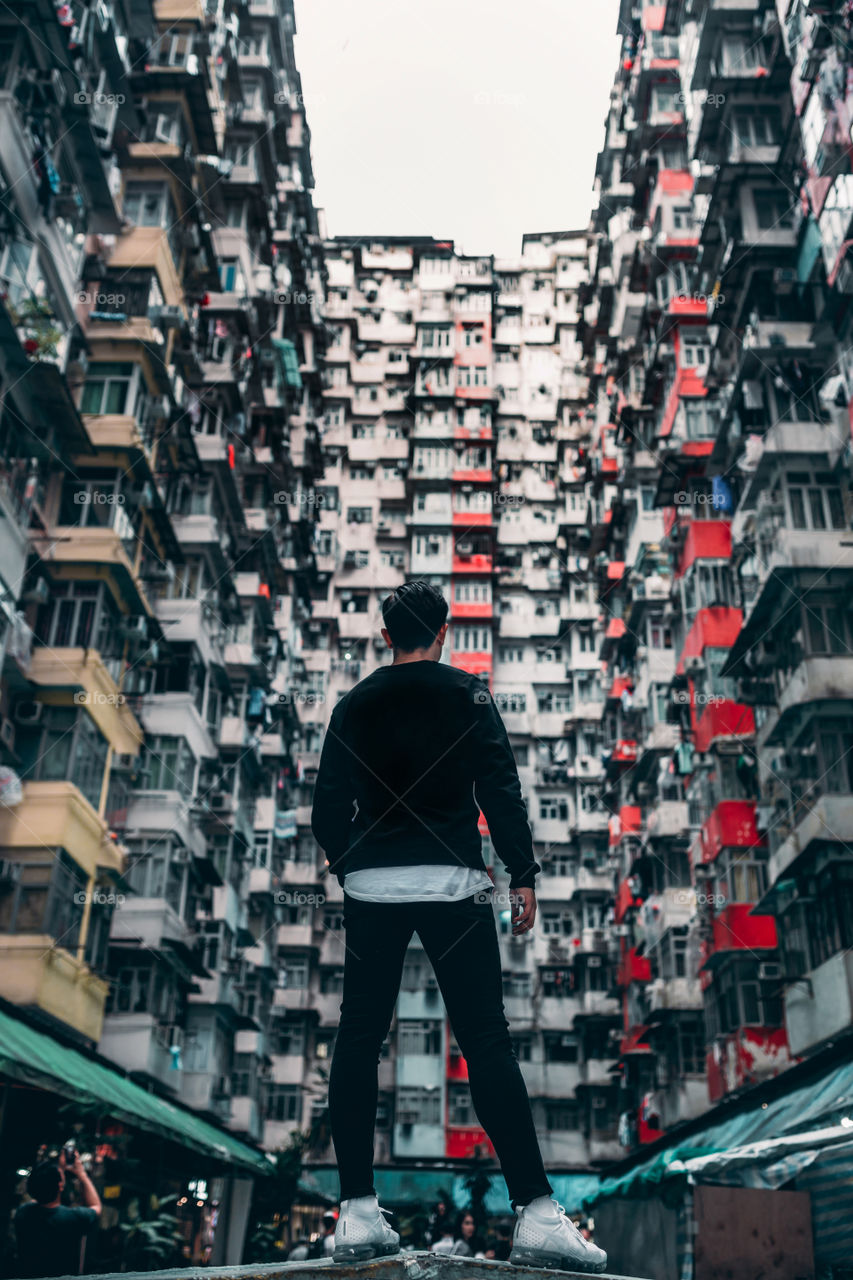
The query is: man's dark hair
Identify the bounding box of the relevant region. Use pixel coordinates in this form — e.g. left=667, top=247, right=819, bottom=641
left=27, top=1163, right=62, bottom=1205
left=381, top=581, right=448, bottom=652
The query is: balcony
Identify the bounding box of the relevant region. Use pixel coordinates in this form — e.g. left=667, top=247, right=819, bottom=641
left=785, top=950, right=853, bottom=1058
left=33, top=526, right=152, bottom=617
left=646, top=800, right=690, bottom=840
left=0, top=939, right=109, bottom=1044
left=758, top=656, right=853, bottom=749
left=28, top=648, right=143, bottom=756
left=646, top=976, right=703, bottom=1014
left=0, top=781, right=123, bottom=879
left=123, top=792, right=206, bottom=861
left=699, top=800, right=764, bottom=864
left=108, top=227, right=182, bottom=308
left=769, top=794, right=853, bottom=885
left=702, top=904, right=777, bottom=968
left=277, top=922, right=316, bottom=949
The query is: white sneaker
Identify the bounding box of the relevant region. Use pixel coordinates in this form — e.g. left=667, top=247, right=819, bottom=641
left=333, top=1196, right=400, bottom=1263
left=510, top=1197, right=608, bottom=1273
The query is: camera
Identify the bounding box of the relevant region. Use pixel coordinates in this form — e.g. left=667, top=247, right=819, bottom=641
left=62, top=1142, right=77, bottom=1165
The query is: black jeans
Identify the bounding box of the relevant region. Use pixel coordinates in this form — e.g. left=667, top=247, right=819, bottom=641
left=329, top=892, right=552, bottom=1207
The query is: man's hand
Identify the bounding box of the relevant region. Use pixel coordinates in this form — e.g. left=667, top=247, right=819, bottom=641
left=511, top=887, right=536, bottom=935
left=70, top=1153, right=87, bottom=1182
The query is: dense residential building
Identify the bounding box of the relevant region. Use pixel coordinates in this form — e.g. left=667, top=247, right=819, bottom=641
left=305, top=234, right=620, bottom=1172
left=581, top=0, right=853, bottom=1157
left=0, top=0, right=327, bottom=1211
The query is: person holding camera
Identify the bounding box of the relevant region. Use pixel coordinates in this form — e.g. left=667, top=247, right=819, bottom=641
left=15, top=1147, right=101, bottom=1278
left=312, top=581, right=607, bottom=1273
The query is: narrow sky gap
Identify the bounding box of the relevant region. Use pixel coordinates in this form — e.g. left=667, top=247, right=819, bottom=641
left=294, top=0, right=623, bottom=254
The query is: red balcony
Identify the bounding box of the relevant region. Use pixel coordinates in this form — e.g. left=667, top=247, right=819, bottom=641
left=677, top=609, right=743, bottom=672
left=453, top=553, right=492, bottom=574
left=615, top=877, right=642, bottom=923
left=452, top=510, right=492, bottom=527
left=617, top=945, right=651, bottom=988
left=706, top=1028, right=789, bottom=1104
left=699, top=800, right=765, bottom=864
left=454, top=425, right=493, bottom=442
left=677, top=520, right=732, bottom=577
left=701, top=905, right=777, bottom=969
left=612, top=740, right=637, bottom=766
left=693, top=697, right=755, bottom=753
left=607, top=676, right=634, bottom=703
left=669, top=296, right=707, bottom=321
left=447, top=1044, right=468, bottom=1082
left=445, top=1126, right=494, bottom=1159
left=452, top=468, right=493, bottom=484
left=450, top=652, right=492, bottom=677
left=455, top=386, right=494, bottom=401
left=450, top=600, right=493, bottom=620
left=620, top=1026, right=652, bottom=1056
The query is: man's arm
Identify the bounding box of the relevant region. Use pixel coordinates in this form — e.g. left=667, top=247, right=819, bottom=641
left=68, top=1154, right=101, bottom=1215
left=311, top=700, right=356, bottom=884
left=472, top=688, right=540, bottom=891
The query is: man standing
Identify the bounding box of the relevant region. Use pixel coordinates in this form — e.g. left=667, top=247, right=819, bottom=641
left=15, top=1150, right=101, bottom=1277
left=312, top=581, right=607, bottom=1273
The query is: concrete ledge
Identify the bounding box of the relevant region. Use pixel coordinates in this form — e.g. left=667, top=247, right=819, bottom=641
left=62, top=1253, right=648, bottom=1280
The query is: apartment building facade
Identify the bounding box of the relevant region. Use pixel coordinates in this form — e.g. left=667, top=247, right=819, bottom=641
left=582, top=0, right=853, bottom=1153
left=0, top=0, right=328, bottom=1190
left=297, top=232, right=623, bottom=1174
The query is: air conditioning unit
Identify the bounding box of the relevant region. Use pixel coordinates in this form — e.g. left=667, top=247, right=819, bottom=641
left=210, top=792, right=230, bottom=809
left=759, top=962, right=782, bottom=982
left=14, top=700, right=42, bottom=726
left=588, top=956, right=603, bottom=968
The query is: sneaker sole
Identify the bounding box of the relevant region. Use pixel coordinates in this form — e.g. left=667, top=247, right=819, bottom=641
left=333, top=1242, right=401, bottom=1264
left=509, top=1244, right=608, bottom=1274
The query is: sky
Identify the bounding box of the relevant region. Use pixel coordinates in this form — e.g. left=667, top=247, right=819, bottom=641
left=293, top=0, right=623, bottom=258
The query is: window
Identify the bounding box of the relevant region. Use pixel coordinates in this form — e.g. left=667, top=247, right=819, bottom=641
left=144, top=735, right=196, bottom=798
left=453, top=626, right=491, bottom=652
left=398, top=1021, right=442, bottom=1055
left=123, top=182, right=174, bottom=228
left=279, top=959, right=308, bottom=988
left=545, top=1033, right=578, bottom=1063
left=753, top=189, right=795, bottom=231
left=732, top=112, right=779, bottom=149
left=448, top=1084, right=476, bottom=1126
left=420, top=326, right=451, bottom=349
left=274, top=1025, right=305, bottom=1056
left=539, top=797, right=569, bottom=822
left=546, top=1101, right=579, bottom=1131
left=500, top=645, right=524, bottom=662
left=786, top=472, right=846, bottom=531
left=266, top=1086, right=302, bottom=1123
left=396, top=1087, right=441, bottom=1126
left=457, top=365, right=488, bottom=387
left=79, top=363, right=140, bottom=416
left=804, top=603, right=851, bottom=655
left=145, top=101, right=185, bottom=146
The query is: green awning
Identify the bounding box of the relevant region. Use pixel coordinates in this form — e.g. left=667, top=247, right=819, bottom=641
left=272, top=338, right=302, bottom=390
left=0, top=1008, right=271, bottom=1176
left=584, top=1057, right=853, bottom=1208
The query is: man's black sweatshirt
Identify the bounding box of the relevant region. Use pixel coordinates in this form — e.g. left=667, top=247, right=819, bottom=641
left=311, top=660, right=540, bottom=889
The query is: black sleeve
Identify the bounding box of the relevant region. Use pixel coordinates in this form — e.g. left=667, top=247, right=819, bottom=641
left=472, top=687, right=540, bottom=889
left=311, top=699, right=356, bottom=885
